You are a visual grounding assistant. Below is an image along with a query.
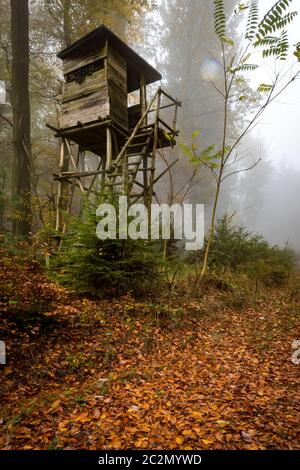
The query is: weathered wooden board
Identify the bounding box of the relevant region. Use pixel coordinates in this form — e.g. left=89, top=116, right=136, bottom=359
left=107, top=45, right=128, bottom=129
left=106, top=64, right=127, bottom=92
left=62, top=90, right=110, bottom=128
left=62, top=88, right=108, bottom=112
left=62, top=109, right=109, bottom=129
left=108, top=80, right=127, bottom=102
left=62, top=69, right=108, bottom=103
left=109, top=87, right=128, bottom=128
left=63, top=45, right=107, bottom=75
left=107, top=47, right=127, bottom=79
left=60, top=42, right=129, bottom=130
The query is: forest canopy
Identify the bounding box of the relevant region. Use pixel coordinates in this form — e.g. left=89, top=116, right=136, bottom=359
left=0, top=0, right=300, bottom=456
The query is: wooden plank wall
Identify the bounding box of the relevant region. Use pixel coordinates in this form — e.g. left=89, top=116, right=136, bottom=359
left=107, top=46, right=128, bottom=129
left=60, top=43, right=129, bottom=131
left=61, top=46, right=110, bottom=129
left=62, top=45, right=107, bottom=75
left=61, top=90, right=110, bottom=129
left=62, top=69, right=107, bottom=103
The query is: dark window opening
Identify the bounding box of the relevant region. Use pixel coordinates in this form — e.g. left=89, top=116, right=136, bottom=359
left=66, top=58, right=105, bottom=84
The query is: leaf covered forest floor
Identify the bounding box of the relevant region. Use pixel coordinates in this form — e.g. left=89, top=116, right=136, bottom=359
left=0, top=254, right=299, bottom=450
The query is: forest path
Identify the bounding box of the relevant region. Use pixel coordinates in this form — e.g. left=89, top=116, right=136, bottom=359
left=1, top=282, right=299, bottom=450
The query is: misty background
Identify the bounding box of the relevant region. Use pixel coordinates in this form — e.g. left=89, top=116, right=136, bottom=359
left=0, top=0, right=299, bottom=251
left=144, top=0, right=300, bottom=252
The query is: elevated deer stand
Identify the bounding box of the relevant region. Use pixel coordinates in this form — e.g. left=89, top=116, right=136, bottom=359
left=48, top=25, right=181, bottom=233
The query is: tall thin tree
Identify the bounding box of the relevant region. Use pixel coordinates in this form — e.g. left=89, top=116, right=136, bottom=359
left=181, top=0, right=299, bottom=278
left=10, top=0, right=32, bottom=239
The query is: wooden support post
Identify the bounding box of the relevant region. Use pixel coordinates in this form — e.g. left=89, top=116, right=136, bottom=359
left=143, top=152, right=149, bottom=211
left=87, top=160, right=102, bottom=199
left=114, top=89, right=159, bottom=168
left=101, top=154, right=107, bottom=193
left=78, top=147, right=87, bottom=193
left=106, top=125, right=113, bottom=170
left=65, top=139, right=85, bottom=193
left=56, top=138, right=69, bottom=232
left=62, top=180, right=75, bottom=235
left=140, top=73, right=147, bottom=127
left=148, top=89, right=161, bottom=212
left=55, top=139, right=65, bottom=231
left=78, top=147, right=85, bottom=173
left=112, top=129, right=119, bottom=156
left=77, top=147, right=87, bottom=218
left=173, top=104, right=178, bottom=138
left=123, top=152, right=128, bottom=195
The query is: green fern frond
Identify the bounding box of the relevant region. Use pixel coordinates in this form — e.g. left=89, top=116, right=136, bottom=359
left=222, top=35, right=235, bottom=45
left=254, top=36, right=280, bottom=48
left=278, top=30, right=289, bottom=59
left=294, top=42, right=300, bottom=61
left=294, top=50, right=300, bottom=61
left=261, top=30, right=289, bottom=60
left=257, top=83, right=274, bottom=92
left=179, top=143, right=196, bottom=161
left=240, top=52, right=252, bottom=64
left=235, top=3, right=249, bottom=14
left=200, top=145, right=216, bottom=158
left=236, top=63, right=259, bottom=72
left=271, top=11, right=298, bottom=31
left=256, top=0, right=293, bottom=40
left=214, top=0, right=226, bottom=40
left=262, top=47, right=280, bottom=58
left=246, top=0, right=259, bottom=41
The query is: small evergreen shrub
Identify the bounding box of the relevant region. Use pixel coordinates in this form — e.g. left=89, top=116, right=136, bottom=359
left=206, top=216, right=296, bottom=285
left=51, top=201, right=163, bottom=297
left=185, top=215, right=296, bottom=287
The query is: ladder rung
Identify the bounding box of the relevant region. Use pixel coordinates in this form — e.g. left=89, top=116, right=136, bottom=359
left=140, top=123, right=155, bottom=129
left=128, top=191, right=156, bottom=198
left=104, top=181, right=123, bottom=186
left=126, top=132, right=152, bottom=140
left=128, top=142, right=148, bottom=148
left=124, top=166, right=152, bottom=172
left=126, top=153, right=145, bottom=158
left=128, top=155, right=152, bottom=161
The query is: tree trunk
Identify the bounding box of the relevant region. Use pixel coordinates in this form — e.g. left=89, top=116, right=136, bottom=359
left=63, top=0, right=72, bottom=48
left=10, top=0, right=31, bottom=239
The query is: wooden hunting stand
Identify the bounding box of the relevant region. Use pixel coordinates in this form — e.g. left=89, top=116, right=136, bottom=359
left=48, top=25, right=181, bottom=233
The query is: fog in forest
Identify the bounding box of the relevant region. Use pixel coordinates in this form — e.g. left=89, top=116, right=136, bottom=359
left=0, top=0, right=299, bottom=250
left=3, top=0, right=300, bottom=453
left=142, top=0, right=300, bottom=252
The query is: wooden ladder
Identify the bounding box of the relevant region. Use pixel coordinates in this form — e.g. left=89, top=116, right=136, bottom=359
left=101, top=87, right=181, bottom=204
left=102, top=129, right=153, bottom=196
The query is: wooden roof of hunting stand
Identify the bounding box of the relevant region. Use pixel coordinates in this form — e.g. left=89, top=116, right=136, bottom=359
left=58, top=25, right=162, bottom=93
left=53, top=24, right=180, bottom=155
left=51, top=25, right=181, bottom=235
